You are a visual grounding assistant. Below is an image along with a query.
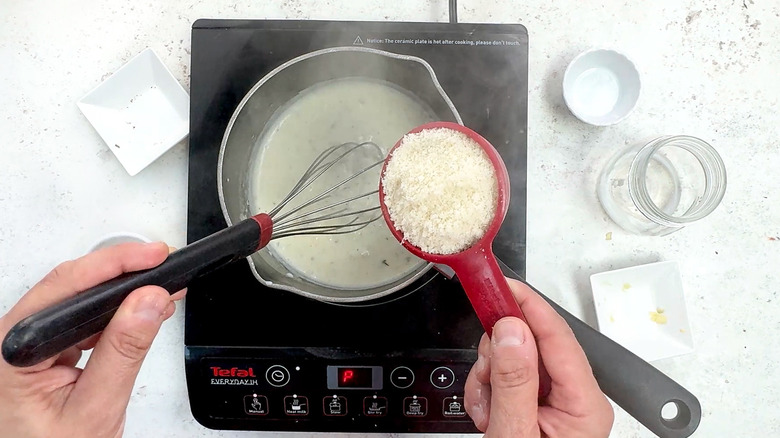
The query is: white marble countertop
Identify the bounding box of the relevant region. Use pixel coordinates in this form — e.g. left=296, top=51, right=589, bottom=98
left=1, top=0, right=778, bottom=437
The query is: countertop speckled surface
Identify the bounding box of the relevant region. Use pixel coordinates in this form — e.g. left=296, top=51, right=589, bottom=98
left=1, top=1, right=778, bottom=437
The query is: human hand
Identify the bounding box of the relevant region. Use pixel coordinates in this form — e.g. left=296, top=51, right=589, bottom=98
left=0, top=242, right=184, bottom=438
left=464, top=278, right=614, bottom=437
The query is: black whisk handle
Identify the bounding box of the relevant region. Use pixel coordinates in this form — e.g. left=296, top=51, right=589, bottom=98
left=2, top=214, right=272, bottom=368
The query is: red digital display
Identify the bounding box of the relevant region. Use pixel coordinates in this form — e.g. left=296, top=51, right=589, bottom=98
left=337, top=367, right=373, bottom=388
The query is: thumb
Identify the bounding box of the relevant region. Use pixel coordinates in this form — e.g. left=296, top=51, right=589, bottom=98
left=66, top=286, right=173, bottom=420
left=486, top=317, right=541, bottom=438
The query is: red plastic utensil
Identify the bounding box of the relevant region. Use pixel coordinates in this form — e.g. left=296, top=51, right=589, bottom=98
left=379, top=121, right=552, bottom=398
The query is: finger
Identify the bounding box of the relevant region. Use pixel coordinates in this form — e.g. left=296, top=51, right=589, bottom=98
left=70, top=302, right=174, bottom=353
left=162, top=301, right=176, bottom=320
left=464, top=366, right=491, bottom=432
left=486, top=317, right=540, bottom=438
left=6, top=242, right=169, bottom=324
left=25, top=365, right=83, bottom=395
left=75, top=333, right=102, bottom=351
left=54, top=347, right=83, bottom=368
left=507, top=279, right=602, bottom=400
left=169, top=288, right=187, bottom=301
left=65, top=286, right=170, bottom=420
left=474, top=333, right=491, bottom=384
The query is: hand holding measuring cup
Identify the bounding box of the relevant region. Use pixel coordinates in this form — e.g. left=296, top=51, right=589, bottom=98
left=379, top=121, right=552, bottom=398
left=463, top=278, right=614, bottom=437
left=380, top=122, right=702, bottom=438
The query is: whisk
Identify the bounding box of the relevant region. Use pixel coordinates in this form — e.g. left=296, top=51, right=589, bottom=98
left=2, top=141, right=388, bottom=367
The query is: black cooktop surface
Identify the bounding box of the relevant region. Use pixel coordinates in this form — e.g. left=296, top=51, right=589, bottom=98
left=185, top=19, right=528, bottom=432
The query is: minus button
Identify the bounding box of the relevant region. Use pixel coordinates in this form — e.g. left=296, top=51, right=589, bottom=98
left=390, top=366, right=415, bottom=389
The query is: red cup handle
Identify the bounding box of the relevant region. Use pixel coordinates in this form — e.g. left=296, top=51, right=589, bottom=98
left=449, top=245, right=552, bottom=398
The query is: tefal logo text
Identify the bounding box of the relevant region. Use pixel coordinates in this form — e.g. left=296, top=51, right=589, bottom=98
left=210, top=367, right=257, bottom=378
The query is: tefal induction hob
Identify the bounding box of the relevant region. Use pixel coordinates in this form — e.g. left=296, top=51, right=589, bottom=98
left=186, top=19, right=528, bottom=433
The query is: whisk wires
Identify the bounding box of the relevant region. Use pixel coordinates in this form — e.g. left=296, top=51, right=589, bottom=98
left=269, top=142, right=385, bottom=239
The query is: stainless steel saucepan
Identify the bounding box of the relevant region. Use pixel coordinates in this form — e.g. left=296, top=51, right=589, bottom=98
left=218, top=46, right=462, bottom=303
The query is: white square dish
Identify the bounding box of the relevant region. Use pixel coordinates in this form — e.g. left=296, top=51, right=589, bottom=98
left=590, top=261, right=694, bottom=362
left=77, top=48, right=189, bottom=176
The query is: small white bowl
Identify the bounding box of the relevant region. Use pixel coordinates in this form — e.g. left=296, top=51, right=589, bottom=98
left=563, top=48, right=641, bottom=126
left=77, top=48, right=190, bottom=176
left=88, top=232, right=152, bottom=253
left=590, top=261, right=694, bottom=362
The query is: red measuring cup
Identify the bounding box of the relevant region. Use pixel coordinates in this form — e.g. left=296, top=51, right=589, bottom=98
left=379, top=121, right=551, bottom=398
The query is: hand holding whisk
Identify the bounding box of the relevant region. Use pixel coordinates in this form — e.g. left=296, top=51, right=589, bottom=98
left=2, top=141, right=388, bottom=367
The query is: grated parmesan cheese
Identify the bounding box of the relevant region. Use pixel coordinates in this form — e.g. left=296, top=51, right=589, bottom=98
left=381, top=127, right=498, bottom=255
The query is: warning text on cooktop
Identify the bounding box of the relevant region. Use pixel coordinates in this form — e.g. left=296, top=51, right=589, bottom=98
left=352, top=35, right=521, bottom=46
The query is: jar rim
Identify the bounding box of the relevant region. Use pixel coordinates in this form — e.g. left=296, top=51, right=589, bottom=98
left=628, top=135, right=727, bottom=227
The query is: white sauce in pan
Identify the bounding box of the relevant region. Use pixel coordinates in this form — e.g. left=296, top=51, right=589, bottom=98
left=249, top=77, right=434, bottom=289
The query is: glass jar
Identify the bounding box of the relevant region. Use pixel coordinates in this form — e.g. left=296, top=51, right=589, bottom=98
left=598, top=135, right=727, bottom=236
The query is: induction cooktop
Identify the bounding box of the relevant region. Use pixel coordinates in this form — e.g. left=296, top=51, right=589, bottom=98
left=185, top=19, right=528, bottom=433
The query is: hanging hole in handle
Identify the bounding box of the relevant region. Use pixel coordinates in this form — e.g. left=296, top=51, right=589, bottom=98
left=660, top=400, right=692, bottom=429
left=661, top=401, right=678, bottom=420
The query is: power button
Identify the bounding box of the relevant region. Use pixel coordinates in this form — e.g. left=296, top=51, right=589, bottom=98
left=265, top=365, right=290, bottom=387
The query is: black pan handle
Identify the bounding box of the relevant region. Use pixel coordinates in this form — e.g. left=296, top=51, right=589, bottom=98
left=2, top=214, right=272, bottom=368
left=496, top=258, right=701, bottom=438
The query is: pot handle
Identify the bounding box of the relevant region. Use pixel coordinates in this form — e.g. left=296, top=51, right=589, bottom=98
left=2, top=214, right=272, bottom=368
left=495, top=258, right=701, bottom=438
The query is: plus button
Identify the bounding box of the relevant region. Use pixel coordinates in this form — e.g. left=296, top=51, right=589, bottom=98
left=430, top=367, right=455, bottom=389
